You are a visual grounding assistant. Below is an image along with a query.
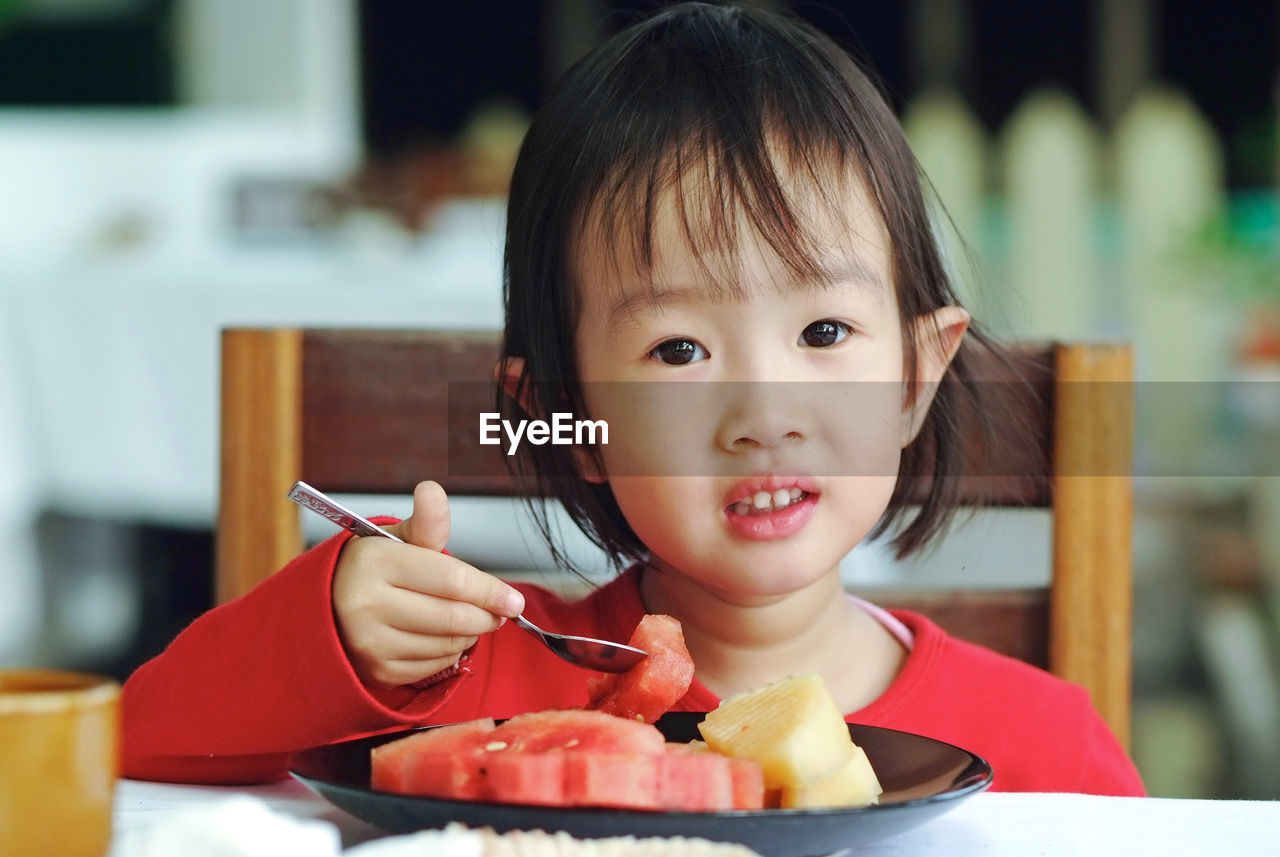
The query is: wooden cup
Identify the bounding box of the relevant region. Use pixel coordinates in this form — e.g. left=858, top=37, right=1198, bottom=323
left=0, top=670, right=120, bottom=857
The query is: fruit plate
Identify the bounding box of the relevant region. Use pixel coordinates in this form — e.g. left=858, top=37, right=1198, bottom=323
left=288, top=712, right=991, bottom=857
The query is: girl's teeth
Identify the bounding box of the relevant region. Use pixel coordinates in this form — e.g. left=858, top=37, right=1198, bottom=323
left=732, top=489, right=807, bottom=516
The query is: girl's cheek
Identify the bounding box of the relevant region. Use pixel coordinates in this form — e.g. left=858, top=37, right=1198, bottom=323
left=585, top=382, right=721, bottom=477
left=607, top=477, right=705, bottom=563
left=828, top=386, right=906, bottom=477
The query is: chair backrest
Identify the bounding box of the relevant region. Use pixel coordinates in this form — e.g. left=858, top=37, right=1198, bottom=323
left=218, top=328, right=1133, bottom=748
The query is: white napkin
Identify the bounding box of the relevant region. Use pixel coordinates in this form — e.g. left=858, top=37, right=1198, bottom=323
left=114, top=795, right=758, bottom=857
left=112, top=795, right=342, bottom=857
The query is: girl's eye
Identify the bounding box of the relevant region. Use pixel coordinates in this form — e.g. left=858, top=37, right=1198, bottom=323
left=800, top=320, right=852, bottom=348
left=649, top=338, right=708, bottom=365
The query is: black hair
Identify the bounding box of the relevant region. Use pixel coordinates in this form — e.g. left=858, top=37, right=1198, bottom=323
left=499, top=1, right=995, bottom=575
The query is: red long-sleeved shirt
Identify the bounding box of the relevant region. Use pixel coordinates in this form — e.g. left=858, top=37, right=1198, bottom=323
left=122, top=529, right=1144, bottom=795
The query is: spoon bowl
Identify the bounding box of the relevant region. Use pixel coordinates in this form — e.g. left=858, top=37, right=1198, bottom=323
left=288, top=481, right=647, bottom=673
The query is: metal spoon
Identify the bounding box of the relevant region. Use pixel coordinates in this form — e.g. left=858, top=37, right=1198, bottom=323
left=287, top=481, right=647, bottom=673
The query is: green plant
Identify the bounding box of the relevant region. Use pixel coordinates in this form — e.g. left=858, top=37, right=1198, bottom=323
left=1182, top=194, right=1280, bottom=305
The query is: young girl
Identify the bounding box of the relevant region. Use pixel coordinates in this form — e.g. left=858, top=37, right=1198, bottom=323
left=122, top=2, right=1143, bottom=794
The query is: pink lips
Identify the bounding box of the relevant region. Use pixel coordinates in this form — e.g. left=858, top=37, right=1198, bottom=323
left=722, top=476, right=820, bottom=542
left=721, top=475, right=819, bottom=508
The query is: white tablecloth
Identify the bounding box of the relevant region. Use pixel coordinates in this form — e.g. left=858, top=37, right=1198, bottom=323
left=111, top=778, right=1277, bottom=856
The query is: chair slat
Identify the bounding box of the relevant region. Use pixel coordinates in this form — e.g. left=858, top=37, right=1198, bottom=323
left=301, top=329, right=513, bottom=495
left=217, top=328, right=304, bottom=603
left=1050, top=343, right=1134, bottom=749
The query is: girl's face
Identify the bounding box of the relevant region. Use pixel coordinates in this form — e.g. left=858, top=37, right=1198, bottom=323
left=571, top=168, right=962, bottom=603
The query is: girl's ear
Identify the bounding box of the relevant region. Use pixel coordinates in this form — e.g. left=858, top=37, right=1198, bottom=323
left=900, top=306, right=971, bottom=447
left=493, top=357, right=609, bottom=484
left=496, top=356, right=533, bottom=414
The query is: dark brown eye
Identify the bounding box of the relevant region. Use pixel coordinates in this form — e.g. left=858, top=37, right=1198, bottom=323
left=650, top=339, right=707, bottom=365
left=800, top=320, right=851, bottom=348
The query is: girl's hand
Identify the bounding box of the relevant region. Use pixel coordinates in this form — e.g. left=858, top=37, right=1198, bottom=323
left=331, top=480, right=525, bottom=691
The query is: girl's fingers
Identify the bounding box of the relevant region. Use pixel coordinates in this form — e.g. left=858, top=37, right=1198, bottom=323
left=386, top=551, right=525, bottom=619
left=402, top=480, right=451, bottom=552
left=378, top=589, right=506, bottom=639
left=370, top=624, right=480, bottom=663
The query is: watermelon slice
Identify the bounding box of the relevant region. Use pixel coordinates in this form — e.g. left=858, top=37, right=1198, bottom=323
left=483, top=750, right=568, bottom=806
left=372, top=714, right=764, bottom=811
left=562, top=751, right=662, bottom=810
left=367, top=615, right=732, bottom=810
left=370, top=717, right=495, bottom=792
left=586, top=614, right=694, bottom=723
left=660, top=744, right=764, bottom=810
left=658, top=751, right=734, bottom=811
left=402, top=749, right=492, bottom=801
left=726, top=757, right=767, bottom=810
left=489, top=708, right=666, bottom=754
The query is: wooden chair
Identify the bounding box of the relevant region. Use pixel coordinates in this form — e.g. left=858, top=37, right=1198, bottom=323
left=217, top=328, right=1133, bottom=748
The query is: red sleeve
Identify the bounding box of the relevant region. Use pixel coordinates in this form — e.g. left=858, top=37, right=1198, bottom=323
left=969, top=673, right=1145, bottom=796
left=120, top=530, right=462, bottom=784
left=861, top=612, right=1146, bottom=797
left=1075, top=704, right=1146, bottom=796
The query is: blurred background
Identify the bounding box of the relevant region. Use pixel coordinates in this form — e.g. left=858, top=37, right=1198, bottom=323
left=1, top=0, right=1278, bottom=799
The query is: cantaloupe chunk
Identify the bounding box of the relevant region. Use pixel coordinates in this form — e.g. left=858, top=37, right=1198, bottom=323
left=779, top=745, right=882, bottom=808
left=697, top=674, right=855, bottom=788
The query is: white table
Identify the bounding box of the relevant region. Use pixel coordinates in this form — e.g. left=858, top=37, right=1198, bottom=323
left=111, top=778, right=387, bottom=851
left=111, top=778, right=1278, bottom=856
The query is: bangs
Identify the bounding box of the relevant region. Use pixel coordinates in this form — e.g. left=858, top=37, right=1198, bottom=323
left=578, top=125, right=874, bottom=310
left=564, top=5, right=893, bottom=313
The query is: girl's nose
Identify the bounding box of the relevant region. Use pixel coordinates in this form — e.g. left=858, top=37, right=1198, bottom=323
left=714, top=382, right=807, bottom=452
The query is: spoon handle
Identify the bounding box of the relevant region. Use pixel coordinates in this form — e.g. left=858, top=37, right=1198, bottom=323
left=288, top=481, right=404, bottom=542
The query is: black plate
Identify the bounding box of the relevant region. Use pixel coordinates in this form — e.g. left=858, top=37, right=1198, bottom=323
left=289, top=713, right=991, bottom=857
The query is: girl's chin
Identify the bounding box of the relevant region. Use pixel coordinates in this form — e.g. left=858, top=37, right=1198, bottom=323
left=665, top=561, right=845, bottom=602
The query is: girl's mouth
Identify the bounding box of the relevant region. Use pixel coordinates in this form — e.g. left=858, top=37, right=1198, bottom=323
left=728, top=487, right=809, bottom=516
left=722, top=478, right=819, bottom=541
